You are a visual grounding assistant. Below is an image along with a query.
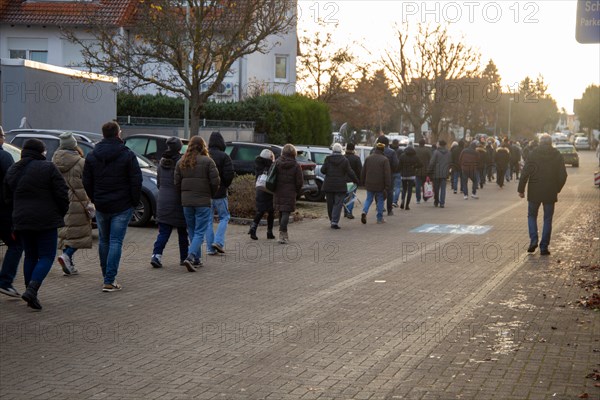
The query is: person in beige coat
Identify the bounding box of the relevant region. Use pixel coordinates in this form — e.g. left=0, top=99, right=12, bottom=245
left=52, top=132, right=94, bottom=275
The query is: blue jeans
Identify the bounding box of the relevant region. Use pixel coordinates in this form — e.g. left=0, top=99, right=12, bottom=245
left=392, top=173, right=402, bottom=204
left=451, top=169, right=461, bottom=192
left=433, top=178, right=447, bottom=206
left=19, top=229, right=57, bottom=286
left=461, top=171, right=479, bottom=196
left=153, top=223, right=189, bottom=262
left=362, top=191, right=385, bottom=222
left=184, top=206, right=212, bottom=260
left=205, top=198, right=230, bottom=251
left=528, top=202, right=555, bottom=250
left=63, top=246, right=77, bottom=261
left=0, top=226, right=23, bottom=289
left=96, top=208, right=134, bottom=285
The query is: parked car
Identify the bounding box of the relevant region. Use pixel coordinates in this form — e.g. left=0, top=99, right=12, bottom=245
left=2, top=142, right=22, bottom=162
left=123, top=133, right=190, bottom=164
left=224, top=141, right=318, bottom=199
left=295, top=145, right=332, bottom=202
left=6, top=129, right=103, bottom=144
left=574, top=136, right=590, bottom=150
left=554, top=144, right=579, bottom=167
left=9, top=132, right=158, bottom=227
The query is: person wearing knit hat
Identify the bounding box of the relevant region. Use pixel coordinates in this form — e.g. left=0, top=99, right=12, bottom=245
left=4, top=136, right=69, bottom=310
left=150, top=136, right=188, bottom=269
left=259, top=149, right=274, bottom=161
left=376, top=142, right=385, bottom=150
left=343, top=142, right=362, bottom=219
left=53, top=131, right=94, bottom=276
left=321, top=141, right=359, bottom=229
left=59, top=132, right=78, bottom=150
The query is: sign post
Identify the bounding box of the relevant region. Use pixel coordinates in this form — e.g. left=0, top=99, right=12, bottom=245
left=576, top=0, right=600, bottom=44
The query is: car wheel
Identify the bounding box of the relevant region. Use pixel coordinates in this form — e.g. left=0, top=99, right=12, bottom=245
left=304, top=180, right=326, bottom=202
left=129, top=195, right=152, bottom=227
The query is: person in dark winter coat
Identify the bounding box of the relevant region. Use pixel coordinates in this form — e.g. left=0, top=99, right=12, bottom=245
left=459, top=141, right=480, bottom=199
left=343, top=143, right=362, bottom=219
left=428, top=140, right=451, bottom=208
left=3, top=139, right=69, bottom=310
left=53, top=132, right=93, bottom=276
left=518, top=134, right=567, bottom=256
left=450, top=141, right=463, bottom=194
left=374, top=136, right=399, bottom=216
left=390, top=139, right=404, bottom=208
left=0, top=126, right=23, bottom=299
left=205, top=131, right=235, bottom=255
left=415, top=138, right=432, bottom=203
left=398, top=146, right=422, bottom=210
left=175, top=136, right=220, bottom=270
left=495, top=143, right=511, bottom=188
left=485, top=141, right=496, bottom=182
left=476, top=143, right=488, bottom=189
left=150, top=137, right=189, bottom=268
left=248, top=149, right=276, bottom=240
left=83, top=121, right=143, bottom=292
left=361, top=143, right=391, bottom=224
left=510, top=141, right=522, bottom=180
left=522, top=139, right=537, bottom=162
left=273, top=144, right=303, bottom=244
left=321, top=143, right=358, bottom=229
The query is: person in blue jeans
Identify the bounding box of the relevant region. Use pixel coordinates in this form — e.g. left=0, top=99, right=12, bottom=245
left=361, top=143, right=391, bottom=224
left=150, top=137, right=190, bottom=268
left=0, top=128, right=24, bottom=298
left=204, top=132, right=234, bottom=255
left=518, top=134, right=567, bottom=256
left=3, top=139, right=69, bottom=310
left=428, top=140, right=451, bottom=208
left=343, top=143, right=362, bottom=219
left=83, top=122, right=142, bottom=292
left=175, top=136, right=220, bottom=270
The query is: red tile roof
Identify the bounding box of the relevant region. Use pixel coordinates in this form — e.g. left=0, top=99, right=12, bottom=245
left=0, top=0, right=137, bottom=27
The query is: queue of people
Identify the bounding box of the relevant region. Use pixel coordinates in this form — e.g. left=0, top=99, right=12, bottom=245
left=0, top=123, right=568, bottom=311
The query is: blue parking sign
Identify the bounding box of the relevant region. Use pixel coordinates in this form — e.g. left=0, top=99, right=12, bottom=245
left=576, top=0, right=600, bottom=43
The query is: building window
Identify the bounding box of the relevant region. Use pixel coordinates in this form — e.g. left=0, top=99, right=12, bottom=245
left=29, top=51, right=48, bottom=63
left=8, top=38, right=48, bottom=63
left=275, top=55, right=288, bottom=82
left=9, top=50, right=26, bottom=59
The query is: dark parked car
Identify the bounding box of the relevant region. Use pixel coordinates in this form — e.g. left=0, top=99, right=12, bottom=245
left=124, top=133, right=190, bottom=164
left=6, top=129, right=103, bottom=144
left=9, top=132, right=159, bottom=226
left=554, top=144, right=579, bottom=167
left=225, top=141, right=318, bottom=199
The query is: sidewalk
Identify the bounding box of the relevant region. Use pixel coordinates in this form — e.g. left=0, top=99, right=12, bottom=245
left=0, top=153, right=598, bottom=399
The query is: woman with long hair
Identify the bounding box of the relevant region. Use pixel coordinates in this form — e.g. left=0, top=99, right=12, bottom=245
left=174, top=136, right=220, bottom=271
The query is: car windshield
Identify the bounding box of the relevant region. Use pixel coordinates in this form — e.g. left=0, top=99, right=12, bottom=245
left=556, top=146, right=575, bottom=153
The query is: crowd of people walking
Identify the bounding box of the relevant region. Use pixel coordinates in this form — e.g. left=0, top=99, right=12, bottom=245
left=0, top=121, right=570, bottom=311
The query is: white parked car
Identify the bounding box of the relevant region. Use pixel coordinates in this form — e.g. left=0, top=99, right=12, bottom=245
left=574, top=137, right=590, bottom=150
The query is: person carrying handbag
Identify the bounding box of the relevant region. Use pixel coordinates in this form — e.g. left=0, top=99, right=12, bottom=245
left=52, top=132, right=94, bottom=276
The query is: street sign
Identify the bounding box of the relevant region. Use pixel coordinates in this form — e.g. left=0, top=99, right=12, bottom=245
left=576, top=0, right=600, bottom=44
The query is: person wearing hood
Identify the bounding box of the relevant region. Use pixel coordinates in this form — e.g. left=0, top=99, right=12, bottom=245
left=459, top=141, right=480, bottom=200
left=52, top=132, right=94, bottom=275
left=398, top=146, right=422, bottom=210
left=204, top=131, right=234, bottom=255
left=273, top=144, right=303, bottom=244
left=83, top=121, right=142, bottom=292
left=518, top=134, right=567, bottom=256
left=0, top=126, right=24, bottom=299
left=150, top=137, right=190, bottom=269
left=249, top=149, right=276, bottom=240
left=4, top=139, right=69, bottom=310
left=321, top=143, right=359, bottom=229
left=428, top=140, right=451, bottom=208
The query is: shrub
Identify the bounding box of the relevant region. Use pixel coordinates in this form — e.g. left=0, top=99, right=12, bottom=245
left=228, top=175, right=257, bottom=219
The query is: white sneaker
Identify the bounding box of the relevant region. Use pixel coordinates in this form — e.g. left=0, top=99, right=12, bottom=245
left=471, top=194, right=479, bottom=199
left=58, top=254, right=78, bottom=275
left=463, top=195, right=468, bottom=200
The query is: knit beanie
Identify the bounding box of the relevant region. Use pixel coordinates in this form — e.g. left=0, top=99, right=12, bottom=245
left=22, top=138, right=46, bottom=154
left=59, top=132, right=77, bottom=150
left=332, top=143, right=343, bottom=153
left=346, top=143, right=355, bottom=151
left=166, top=136, right=183, bottom=152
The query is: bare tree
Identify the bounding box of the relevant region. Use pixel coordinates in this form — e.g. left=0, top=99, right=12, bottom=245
left=63, top=0, right=295, bottom=135
left=383, top=24, right=480, bottom=142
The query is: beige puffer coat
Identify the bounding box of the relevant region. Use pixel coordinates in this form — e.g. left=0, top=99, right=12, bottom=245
left=52, top=149, right=93, bottom=249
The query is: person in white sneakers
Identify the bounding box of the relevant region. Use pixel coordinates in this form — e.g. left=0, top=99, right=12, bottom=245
left=52, top=132, right=94, bottom=275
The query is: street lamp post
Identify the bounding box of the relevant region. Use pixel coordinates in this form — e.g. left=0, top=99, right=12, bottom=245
left=508, top=97, right=513, bottom=139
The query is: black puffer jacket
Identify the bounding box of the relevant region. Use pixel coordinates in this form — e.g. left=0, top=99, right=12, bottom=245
left=156, top=151, right=186, bottom=228
left=4, top=150, right=69, bottom=231
left=398, top=147, right=423, bottom=177
left=273, top=154, right=303, bottom=212
left=0, top=145, right=15, bottom=225
left=518, top=144, right=567, bottom=203
left=83, top=137, right=143, bottom=214
left=254, top=156, right=274, bottom=213
left=321, top=153, right=358, bottom=193
left=208, top=132, right=235, bottom=199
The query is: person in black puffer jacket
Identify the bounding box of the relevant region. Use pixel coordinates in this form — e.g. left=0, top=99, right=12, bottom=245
left=273, top=144, right=303, bottom=244
left=343, top=143, right=362, bottom=219
left=398, top=146, right=423, bottom=210
left=3, top=139, right=69, bottom=310
left=83, top=121, right=142, bottom=292
left=248, top=149, right=276, bottom=240
left=150, top=137, right=189, bottom=268
left=205, top=131, right=235, bottom=255
left=321, top=143, right=358, bottom=229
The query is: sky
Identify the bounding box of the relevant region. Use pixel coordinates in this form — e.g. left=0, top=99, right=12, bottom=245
left=297, top=0, right=600, bottom=114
